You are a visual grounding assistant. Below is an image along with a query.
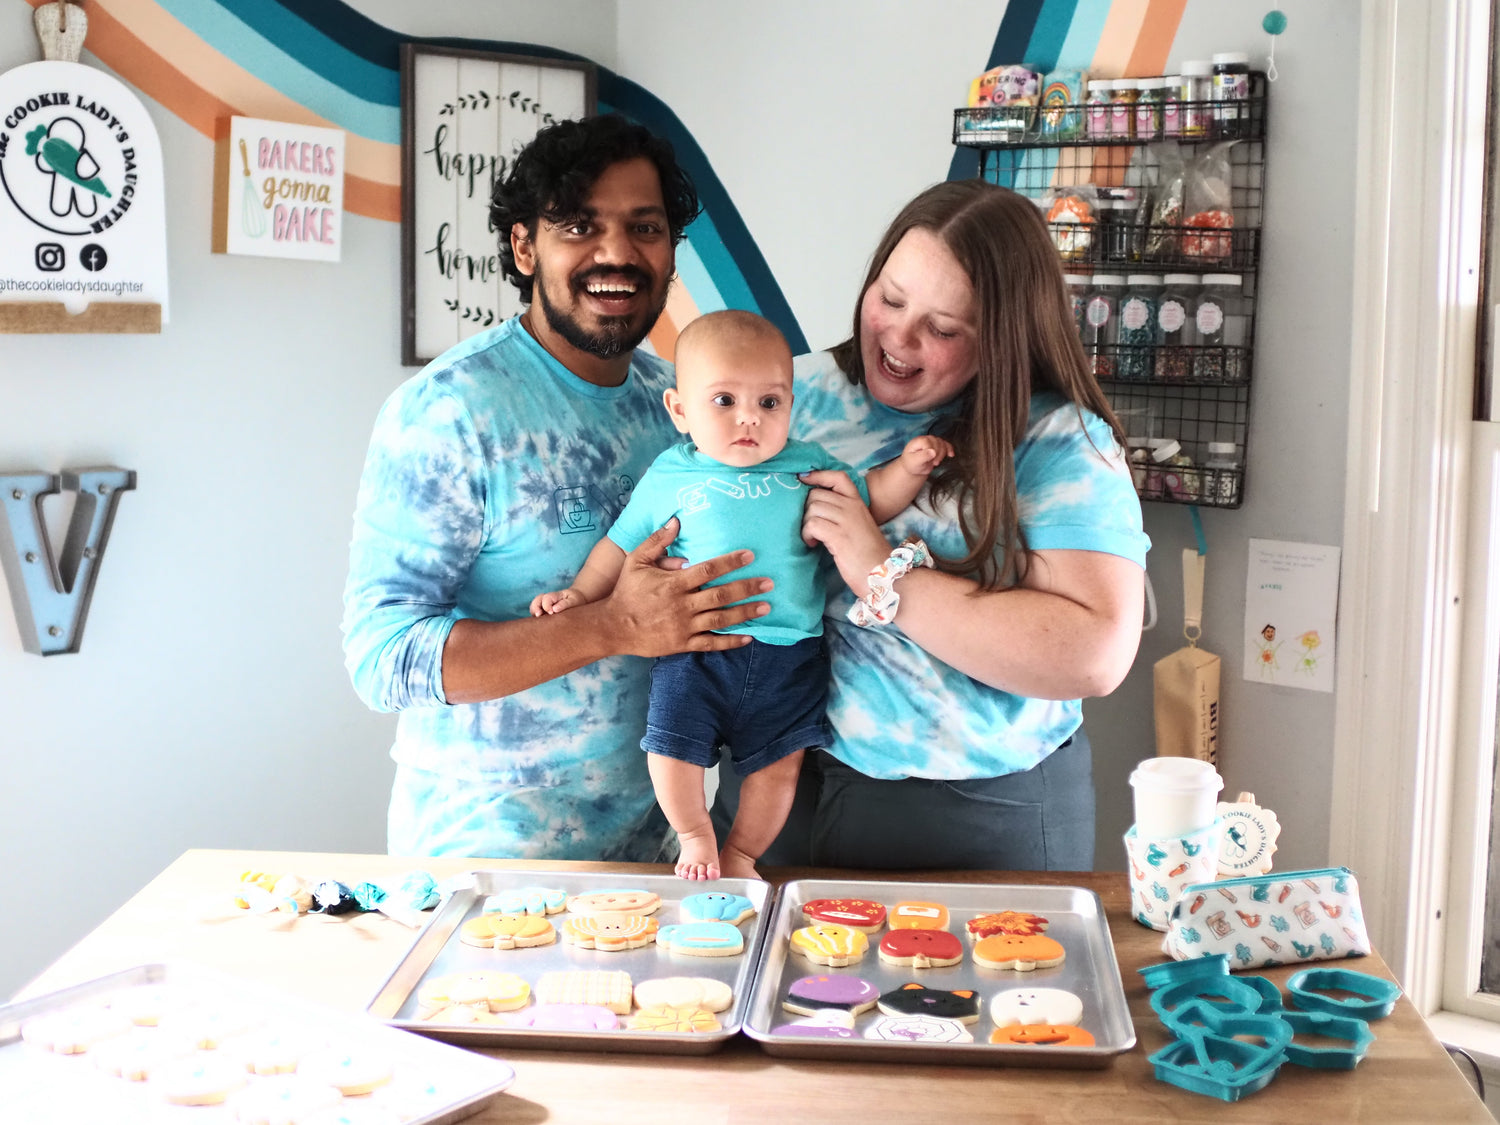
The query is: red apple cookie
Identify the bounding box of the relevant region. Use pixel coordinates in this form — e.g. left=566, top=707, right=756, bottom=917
left=877, top=928, right=964, bottom=969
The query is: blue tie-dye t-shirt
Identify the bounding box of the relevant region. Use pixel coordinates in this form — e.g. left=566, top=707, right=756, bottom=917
left=341, top=317, right=679, bottom=857
left=790, top=350, right=1150, bottom=781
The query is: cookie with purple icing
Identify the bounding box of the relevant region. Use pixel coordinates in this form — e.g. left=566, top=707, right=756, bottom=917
left=771, top=1009, right=858, bottom=1039
left=782, top=974, right=880, bottom=1016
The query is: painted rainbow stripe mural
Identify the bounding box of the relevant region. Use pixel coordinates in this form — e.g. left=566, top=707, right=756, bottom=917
left=22, top=0, right=1184, bottom=357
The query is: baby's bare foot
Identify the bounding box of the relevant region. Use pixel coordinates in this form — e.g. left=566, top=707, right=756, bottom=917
left=717, top=843, right=760, bottom=881
left=675, top=835, right=721, bottom=881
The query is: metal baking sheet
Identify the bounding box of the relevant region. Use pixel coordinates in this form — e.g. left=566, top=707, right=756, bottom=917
left=368, top=870, right=772, bottom=1054
left=744, top=879, right=1135, bottom=1067
left=0, top=961, right=515, bottom=1124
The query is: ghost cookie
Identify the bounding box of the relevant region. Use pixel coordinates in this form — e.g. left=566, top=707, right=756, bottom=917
left=565, top=889, right=662, bottom=916
left=988, top=987, right=1084, bottom=1028
left=971, top=934, right=1067, bottom=971
left=782, top=974, right=880, bottom=1016
left=877, top=983, right=980, bottom=1023
left=634, top=977, right=734, bottom=1012
left=889, top=901, right=950, bottom=930
left=503, top=1004, right=620, bottom=1031
left=800, top=898, right=887, bottom=934
left=657, top=922, right=745, bottom=956
left=878, top=928, right=964, bottom=969
left=789, top=923, right=868, bottom=967
left=561, top=914, right=659, bottom=952
left=681, top=891, right=757, bottom=925
left=484, top=885, right=566, bottom=915
left=461, top=912, right=557, bottom=949
left=966, top=911, right=1050, bottom=940
left=771, top=1009, right=859, bottom=1039
left=863, top=1015, right=974, bottom=1043
left=535, top=970, right=635, bottom=1015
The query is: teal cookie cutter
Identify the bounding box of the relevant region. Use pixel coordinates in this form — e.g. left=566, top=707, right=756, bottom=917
left=1238, top=974, right=1284, bottom=1012
left=1286, top=967, right=1400, bottom=1021
left=1138, top=954, right=1230, bottom=993
left=1279, top=1010, right=1375, bottom=1070
left=1148, top=1033, right=1286, bottom=1102
left=1150, top=973, right=1266, bottom=1026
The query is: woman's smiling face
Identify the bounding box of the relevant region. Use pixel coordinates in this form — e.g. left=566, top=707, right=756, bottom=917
left=858, top=227, right=979, bottom=414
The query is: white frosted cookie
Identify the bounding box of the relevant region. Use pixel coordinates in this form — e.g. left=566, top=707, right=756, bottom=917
left=227, top=1074, right=343, bottom=1124
left=157, top=1005, right=261, bottom=1048
left=299, top=1050, right=394, bottom=1096
left=564, top=889, right=661, bottom=916
left=484, top=886, right=566, bottom=915
left=152, top=1053, right=250, bottom=1105
left=416, top=971, right=530, bottom=1015
left=988, top=987, right=1084, bottom=1028
left=656, top=922, right=745, bottom=957
left=561, top=914, right=659, bottom=952
left=108, top=983, right=179, bottom=1026
left=22, top=1005, right=131, bottom=1053
left=633, top=977, right=733, bottom=1013
left=863, top=1014, right=974, bottom=1043
left=459, top=912, right=557, bottom=950
left=223, top=1027, right=321, bottom=1075
left=90, top=1027, right=195, bottom=1080
left=535, top=970, right=634, bottom=1015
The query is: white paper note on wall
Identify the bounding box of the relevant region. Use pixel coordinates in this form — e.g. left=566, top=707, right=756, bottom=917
left=1243, top=539, right=1341, bottom=691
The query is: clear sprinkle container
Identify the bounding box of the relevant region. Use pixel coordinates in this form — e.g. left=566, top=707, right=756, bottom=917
left=1065, top=273, right=1092, bottom=333
left=1192, top=273, right=1243, bottom=381
left=1109, top=78, right=1139, bottom=138
left=1084, top=274, right=1124, bottom=379
left=1117, top=274, right=1161, bottom=380
left=1204, top=441, right=1242, bottom=505
left=1161, top=74, right=1183, bottom=136
left=1180, top=61, right=1213, bottom=138
left=1086, top=79, right=1113, bottom=139
left=1134, top=76, right=1165, bottom=141
left=1154, top=273, right=1197, bottom=380
left=1212, top=51, right=1251, bottom=138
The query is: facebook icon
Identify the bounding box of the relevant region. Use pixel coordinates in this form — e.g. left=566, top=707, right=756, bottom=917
left=80, top=244, right=108, bottom=272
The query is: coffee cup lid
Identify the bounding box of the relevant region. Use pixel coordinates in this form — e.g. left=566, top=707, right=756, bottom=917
left=1129, top=756, right=1223, bottom=793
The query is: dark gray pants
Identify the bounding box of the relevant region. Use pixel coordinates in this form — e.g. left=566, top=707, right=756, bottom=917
left=709, top=729, right=1095, bottom=871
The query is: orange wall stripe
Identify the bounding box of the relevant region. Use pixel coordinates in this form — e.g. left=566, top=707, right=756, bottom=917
left=344, top=175, right=400, bottom=224
left=1125, top=0, right=1188, bottom=78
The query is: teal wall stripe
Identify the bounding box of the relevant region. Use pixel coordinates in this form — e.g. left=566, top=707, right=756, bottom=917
left=217, top=0, right=400, bottom=104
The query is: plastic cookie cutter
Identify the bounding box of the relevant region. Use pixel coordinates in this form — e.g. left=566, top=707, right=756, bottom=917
left=1138, top=953, right=1230, bottom=993
left=1149, top=972, right=1267, bottom=1026
left=1151, top=998, right=1292, bottom=1102
left=1279, top=1010, right=1376, bottom=1070
left=1286, top=967, right=1401, bottom=1021
left=1237, top=974, right=1285, bottom=1012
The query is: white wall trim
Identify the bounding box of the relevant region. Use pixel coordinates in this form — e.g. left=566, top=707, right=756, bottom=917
left=1330, top=0, right=1485, bottom=1011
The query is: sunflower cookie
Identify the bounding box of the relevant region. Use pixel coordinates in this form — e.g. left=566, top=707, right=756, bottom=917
left=889, top=901, right=950, bottom=930
left=782, top=974, right=880, bottom=1016
left=801, top=897, right=887, bottom=933
left=564, top=889, right=662, bottom=916
left=789, top=923, right=868, bottom=967
left=966, top=910, right=1049, bottom=939
left=656, top=922, right=745, bottom=956
left=626, top=1006, right=722, bottom=1033
left=680, top=891, right=757, bottom=925
left=460, top=912, right=558, bottom=950
left=561, top=914, right=659, bottom=951
left=877, top=928, right=964, bottom=969
left=971, top=934, right=1067, bottom=971
left=633, top=977, right=734, bottom=1012
left=484, top=886, right=567, bottom=915
left=535, top=970, right=635, bottom=1015
left=876, top=983, right=980, bottom=1023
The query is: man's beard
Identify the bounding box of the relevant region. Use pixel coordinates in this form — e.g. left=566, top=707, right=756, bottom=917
left=532, top=262, right=668, bottom=359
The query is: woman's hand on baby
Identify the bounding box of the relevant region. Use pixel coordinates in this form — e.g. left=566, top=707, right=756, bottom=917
left=799, top=470, right=893, bottom=598
left=530, top=589, right=583, bottom=616
left=900, top=435, right=954, bottom=476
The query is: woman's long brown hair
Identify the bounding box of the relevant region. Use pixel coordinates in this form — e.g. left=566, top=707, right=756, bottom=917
left=833, top=180, right=1125, bottom=590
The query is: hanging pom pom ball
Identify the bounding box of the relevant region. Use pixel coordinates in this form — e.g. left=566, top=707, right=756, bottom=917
left=1262, top=10, right=1288, bottom=36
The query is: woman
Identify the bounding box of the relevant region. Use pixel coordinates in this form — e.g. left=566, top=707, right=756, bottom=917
left=712, top=179, right=1149, bottom=870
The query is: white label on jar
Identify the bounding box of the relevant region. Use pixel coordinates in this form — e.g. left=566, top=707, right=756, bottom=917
left=1196, top=301, right=1225, bottom=335
left=1086, top=297, right=1112, bottom=327
left=1213, top=73, right=1249, bottom=100
left=1158, top=300, right=1187, bottom=332
left=1120, top=297, right=1150, bottom=331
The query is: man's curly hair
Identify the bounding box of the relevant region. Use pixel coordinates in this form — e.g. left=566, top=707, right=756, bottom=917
left=490, top=114, right=700, bottom=302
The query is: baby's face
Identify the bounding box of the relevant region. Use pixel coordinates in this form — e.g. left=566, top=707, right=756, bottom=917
left=665, top=342, right=793, bottom=467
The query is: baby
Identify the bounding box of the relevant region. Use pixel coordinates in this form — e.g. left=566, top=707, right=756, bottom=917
left=531, top=309, right=950, bottom=879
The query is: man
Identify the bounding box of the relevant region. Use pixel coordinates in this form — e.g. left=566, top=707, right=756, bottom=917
left=343, top=115, right=769, bottom=860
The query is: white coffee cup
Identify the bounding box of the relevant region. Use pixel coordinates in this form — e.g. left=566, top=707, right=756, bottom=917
left=1129, top=756, right=1223, bottom=839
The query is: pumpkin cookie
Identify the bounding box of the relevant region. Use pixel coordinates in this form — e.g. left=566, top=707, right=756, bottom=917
left=971, top=933, right=1067, bottom=971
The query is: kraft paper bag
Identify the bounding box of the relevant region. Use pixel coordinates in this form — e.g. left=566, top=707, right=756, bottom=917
left=1153, top=549, right=1220, bottom=765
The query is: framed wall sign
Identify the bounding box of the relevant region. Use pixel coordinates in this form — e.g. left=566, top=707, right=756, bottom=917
left=400, top=44, right=595, bottom=367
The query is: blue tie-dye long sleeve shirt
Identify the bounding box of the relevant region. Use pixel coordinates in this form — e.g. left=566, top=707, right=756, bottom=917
left=790, top=350, right=1150, bottom=781
left=341, top=318, right=679, bottom=856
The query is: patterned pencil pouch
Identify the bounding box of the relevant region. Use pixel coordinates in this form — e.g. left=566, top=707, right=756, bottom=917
left=1161, top=866, right=1371, bottom=969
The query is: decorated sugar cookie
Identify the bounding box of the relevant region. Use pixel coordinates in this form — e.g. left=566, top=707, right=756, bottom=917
left=89, top=1028, right=194, bottom=1081
left=988, top=987, right=1084, bottom=1028
left=657, top=921, right=745, bottom=956
left=224, top=1075, right=343, bottom=1123
left=863, top=1014, right=974, bottom=1043
left=627, top=1005, right=723, bottom=1033
left=535, top=970, right=634, bottom=1014
left=300, top=1050, right=394, bottom=1096
left=789, top=923, right=868, bottom=967
left=988, top=1023, right=1095, bottom=1046
left=154, top=1006, right=259, bottom=1050
left=972, top=934, right=1067, bottom=972
left=461, top=912, right=557, bottom=949
left=878, top=928, right=964, bottom=969
left=222, top=1027, right=315, bottom=1076
left=152, top=1055, right=249, bottom=1105
left=561, top=914, right=659, bottom=952
left=801, top=897, right=887, bottom=933
left=503, top=1004, right=620, bottom=1031
left=633, top=977, right=734, bottom=1012
left=22, top=1005, right=131, bottom=1053
left=783, top=974, right=880, bottom=1015
left=681, top=892, right=757, bottom=925
left=877, top=983, right=980, bottom=1023
left=484, top=886, right=567, bottom=915
left=417, top=970, right=531, bottom=1014
left=889, top=901, right=950, bottom=930
left=565, top=889, right=661, bottom=916
left=772, top=1009, right=859, bottom=1038
left=966, top=911, right=1049, bottom=939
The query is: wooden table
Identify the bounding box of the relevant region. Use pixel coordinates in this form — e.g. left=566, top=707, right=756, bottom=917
left=15, top=850, right=1491, bottom=1124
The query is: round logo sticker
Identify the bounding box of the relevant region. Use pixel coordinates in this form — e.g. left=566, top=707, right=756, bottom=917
left=0, top=94, right=140, bottom=237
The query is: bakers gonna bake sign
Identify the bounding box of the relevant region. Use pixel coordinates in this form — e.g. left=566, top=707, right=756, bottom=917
left=213, top=116, right=344, bottom=261
left=0, top=60, right=169, bottom=316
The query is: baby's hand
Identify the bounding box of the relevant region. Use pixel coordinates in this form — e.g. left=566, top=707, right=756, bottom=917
left=900, top=435, right=955, bottom=476
left=530, top=589, right=582, bottom=617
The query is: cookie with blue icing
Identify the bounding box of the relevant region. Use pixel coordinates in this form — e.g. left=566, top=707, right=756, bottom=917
left=483, top=886, right=566, bottom=916
left=680, top=891, right=756, bottom=925
left=656, top=921, right=745, bottom=957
